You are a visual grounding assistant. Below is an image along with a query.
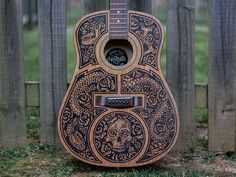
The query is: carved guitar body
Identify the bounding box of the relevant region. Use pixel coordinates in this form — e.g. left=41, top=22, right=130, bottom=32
left=58, top=10, right=179, bottom=167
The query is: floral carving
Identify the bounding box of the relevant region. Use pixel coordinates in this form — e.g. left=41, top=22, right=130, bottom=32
left=130, top=14, right=162, bottom=70
left=77, top=14, right=107, bottom=68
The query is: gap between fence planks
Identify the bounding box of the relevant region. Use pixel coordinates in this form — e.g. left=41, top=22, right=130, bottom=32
left=38, top=0, right=67, bottom=145
left=166, top=0, right=195, bottom=151
left=208, top=0, right=236, bottom=152
left=0, top=0, right=27, bottom=147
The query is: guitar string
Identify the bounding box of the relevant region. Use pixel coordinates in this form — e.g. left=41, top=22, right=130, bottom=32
left=110, top=0, right=128, bottom=39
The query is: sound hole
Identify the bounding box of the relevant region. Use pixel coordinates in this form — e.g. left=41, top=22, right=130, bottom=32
left=104, top=40, right=133, bottom=67
left=106, top=48, right=128, bottom=66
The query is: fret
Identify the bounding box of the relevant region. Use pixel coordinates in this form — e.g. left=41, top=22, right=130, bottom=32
left=110, top=0, right=127, bottom=4
left=110, top=9, right=127, bottom=12
left=110, top=28, right=128, bottom=30
left=110, top=35, right=128, bottom=37
left=110, top=20, right=127, bottom=23
left=111, top=2, right=126, bottom=6
left=110, top=23, right=127, bottom=25
left=109, top=15, right=127, bottom=20
left=109, top=36, right=128, bottom=39
left=110, top=7, right=127, bottom=9
left=110, top=23, right=128, bottom=26
left=110, top=31, right=128, bottom=34
left=109, top=33, right=128, bottom=35
left=110, top=3, right=127, bottom=7
left=110, top=8, right=127, bottom=10
left=110, top=0, right=128, bottom=10
left=110, top=15, right=127, bottom=19
left=109, top=0, right=128, bottom=40
left=109, top=36, right=128, bottom=40
left=110, top=12, right=127, bottom=14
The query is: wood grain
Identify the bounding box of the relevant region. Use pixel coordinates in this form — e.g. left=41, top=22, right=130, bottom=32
left=208, top=0, right=236, bottom=151
left=38, top=0, right=67, bottom=145
left=166, top=0, right=195, bottom=151
left=0, top=0, right=26, bottom=147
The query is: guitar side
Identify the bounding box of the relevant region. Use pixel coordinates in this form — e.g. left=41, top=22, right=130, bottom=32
left=58, top=10, right=179, bottom=167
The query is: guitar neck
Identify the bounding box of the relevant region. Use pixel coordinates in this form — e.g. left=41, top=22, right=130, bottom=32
left=109, top=0, right=129, bottom=40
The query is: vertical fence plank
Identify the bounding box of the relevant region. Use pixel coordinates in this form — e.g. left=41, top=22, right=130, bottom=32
left=166, top=0, right=195, bottom=150
left=38, top=0, right=67, bottom=145
left=129, top=0, right=152, bottom=13
left=0, top=0, right=26, bottom=147
left=208, top=0, right=236, bottom=151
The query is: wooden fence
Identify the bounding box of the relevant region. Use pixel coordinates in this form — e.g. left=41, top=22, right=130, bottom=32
left=0, top=0, right=236, bottom=152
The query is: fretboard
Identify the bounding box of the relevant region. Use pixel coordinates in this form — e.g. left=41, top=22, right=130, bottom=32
left=109, top=0, right=128, bottom=40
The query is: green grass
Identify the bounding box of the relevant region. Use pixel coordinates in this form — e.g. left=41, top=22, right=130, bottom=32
left=0, top=143, right=212, bottom=177
left=26, top=107, right=40, bottom=140
left=195, top=108, right=208, bottom=126
left=2, top=142, right=236, bottom=177
left=24, top=25, right=209, bottom=83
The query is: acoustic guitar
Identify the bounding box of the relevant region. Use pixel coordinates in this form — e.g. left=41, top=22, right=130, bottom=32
left=58, top=0, right=179, bottom=167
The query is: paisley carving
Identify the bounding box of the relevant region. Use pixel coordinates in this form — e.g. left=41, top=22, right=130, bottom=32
left=121, top=69, right=178, bottom=163
left=130, top=14, right=162, bottom=70
left=93, top=112, right=146, bottom=163
left=76, top=14, right=108, bottom=68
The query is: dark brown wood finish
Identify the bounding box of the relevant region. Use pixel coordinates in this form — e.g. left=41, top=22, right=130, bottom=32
left=109, top=0, right=128, bottom=39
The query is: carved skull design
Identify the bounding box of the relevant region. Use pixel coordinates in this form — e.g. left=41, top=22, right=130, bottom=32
left=105, top=119, right=132, bottom=151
